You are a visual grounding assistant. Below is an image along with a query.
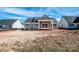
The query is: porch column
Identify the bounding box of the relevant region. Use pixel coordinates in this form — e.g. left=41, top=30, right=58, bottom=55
left=38, top=21, right=40, bottom=29
left=33, top=23, right=34, bottom=29
left=51, top=21, right=53, bottom=29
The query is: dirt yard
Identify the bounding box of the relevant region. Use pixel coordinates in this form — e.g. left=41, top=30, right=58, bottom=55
left=0, top=29, right=79, bottom=52
left=0, top=30, right=61, bottom=43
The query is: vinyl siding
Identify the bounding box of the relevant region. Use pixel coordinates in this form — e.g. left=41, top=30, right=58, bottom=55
left=12, top=20, right=23, bottom=29
left=59, top=17, right=68, bottom=28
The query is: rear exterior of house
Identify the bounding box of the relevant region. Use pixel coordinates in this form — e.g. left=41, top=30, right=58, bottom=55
left=59, top=16, right=79, bottom=29
left=23, top=15, right=57, bottom=30
left=0, top=19, right=23, bottom=29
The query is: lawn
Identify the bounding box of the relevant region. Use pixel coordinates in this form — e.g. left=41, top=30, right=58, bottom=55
left=0, top=29, right=79, bottom=52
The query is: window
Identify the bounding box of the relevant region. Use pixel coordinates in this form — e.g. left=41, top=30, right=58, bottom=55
left=0, top=24, right=2, bottom=28
left=53, top=24, right=57, bottom=27
left=9, top=25, right=11, bottom=28
left=77, top=24, right=79, bottom=28
left=34, top=24, right=38, bottom=27
left=42, top=24, right=48, bottom=28
left=2, top=25, right=7, bottom=29
left=26, top=24, right=29, bottom=26
left=69, top=24, right=74, bottom=27
left=77, top=24, right=79, bottom=26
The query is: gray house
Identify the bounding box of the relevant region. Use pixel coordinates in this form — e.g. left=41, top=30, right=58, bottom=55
left=0, top=19, right=23, bottom=29
left=59, top=16, right=79, bottom=29
left=23, top=15, right=57, bottom=30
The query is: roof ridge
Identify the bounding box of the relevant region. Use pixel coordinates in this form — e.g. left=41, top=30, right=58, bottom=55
left=63, top=16, right=79, bottom=17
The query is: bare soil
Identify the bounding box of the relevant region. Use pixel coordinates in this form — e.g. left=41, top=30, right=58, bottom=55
left=0, top=29, right=79, bottom=52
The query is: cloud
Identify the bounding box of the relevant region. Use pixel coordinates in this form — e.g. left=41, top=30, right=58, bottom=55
left=0, top=7, right=47, bottom=17
left=0, top=7, right=79, bottom=21
left=0, top=7, right=61, bottom=18
left=46, top=7, right=61, bottom=15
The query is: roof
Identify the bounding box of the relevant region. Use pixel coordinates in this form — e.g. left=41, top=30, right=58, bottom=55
left=24, top=17, right=38, bottom=23
left=38, top=15, right=53, bottom=20
left=0, top=19, right=17, bottom=25
left=73, top=17, right=79, bottom=23
left=63, top=16, right=79, bottom=23
left=24, top=15, right=57, bottom=23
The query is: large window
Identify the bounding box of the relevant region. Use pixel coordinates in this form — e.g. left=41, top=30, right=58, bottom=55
left=42, top=24, right=48, bottom=28
left=69, top=24, right=74, bottom=27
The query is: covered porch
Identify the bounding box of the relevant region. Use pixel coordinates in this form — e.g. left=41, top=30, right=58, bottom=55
left=38, top=20, right=53, bottom=29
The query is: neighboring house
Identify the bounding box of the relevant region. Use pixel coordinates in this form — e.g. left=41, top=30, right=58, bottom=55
left=23, top=15, right=57, bottom=30
left=58, top=16, right=79, bottom=29
left=0, top=19, right=23, bottom=29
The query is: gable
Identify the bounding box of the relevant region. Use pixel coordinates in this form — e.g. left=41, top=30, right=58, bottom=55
left=59, top=17, right=69, bottom=28
left=63, top=16, right=79, bottom=23
left=59, top=17, right=68, bottom=24
left=73, top=17, right=79, bottom=23
left=63, top=16, right=76, bottom=23
left=12, top=20, right=23, bottom=28
left=38, top=15, right=53, bottom=20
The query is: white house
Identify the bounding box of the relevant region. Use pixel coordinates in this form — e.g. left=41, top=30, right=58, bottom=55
left=58, top=16, right=79, bottom=29
left=12, top=20, right=23, bottom=29
left=23, top=15, right=57, bottom=30
left=0, top=19, right=23, bottom=29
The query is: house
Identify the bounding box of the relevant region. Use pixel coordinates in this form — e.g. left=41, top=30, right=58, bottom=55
left=23, top=15, right=57, bottom=30
left=0, top=19, right=23, bottom=29
left=58, top=16, right=79, bottom=29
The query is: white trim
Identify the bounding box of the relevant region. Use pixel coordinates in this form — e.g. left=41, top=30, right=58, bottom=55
left=39, top=27, right=52, bottom=29
left=24, top=22, right=39, bottom=24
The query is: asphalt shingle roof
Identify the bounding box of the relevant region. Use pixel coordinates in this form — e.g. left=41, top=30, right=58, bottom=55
left=38, top=15, right=53, bottom=20
left=24, top=15, right=57, bottom=23
left=24, top=17, right=38, bottom=23
left=73, top=17, right=79, bottom=23
left=0, top=19, right=17, bottom=25
left=63, top=16, right=79, bottom=23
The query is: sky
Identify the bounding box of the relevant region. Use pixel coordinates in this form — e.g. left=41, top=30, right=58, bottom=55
left=0, top=7, right=79, bottom=22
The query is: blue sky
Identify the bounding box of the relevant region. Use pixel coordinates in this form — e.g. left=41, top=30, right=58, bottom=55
left=0, top=7, right=79, bottom=22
